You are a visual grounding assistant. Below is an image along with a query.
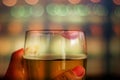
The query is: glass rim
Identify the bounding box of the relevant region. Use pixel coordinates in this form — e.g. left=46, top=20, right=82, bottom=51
left=26, top=29, right=84, bottom=33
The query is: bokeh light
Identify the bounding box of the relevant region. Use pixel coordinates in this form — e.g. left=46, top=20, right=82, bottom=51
left=2, top=0, right=17, bottom=7
left=68, top=0, right=82, bottom=4
left=47, top=4, right=67, bottom=16
left=114, top=7, right=120, bottom=17
left=73, top=5, right=90, bottom=16
left=49, top=23, right=63, bottom=31
left=30, top=5, right=44, bottom=17
left=25, top=0, right=39, bottom=5
left=13, top=37, right=24, bottom=51
left=113, top=25, right=120, bottom=36
left=67, top=24, right=82, bottom=30
left=110, top=37, right=120, bottom=56
left=47, top=4, right=90, bottom=23
left=87, top=35, right=106, bottom=76
left=90, top=0, right=101, bottom=3
left=0, top=24, right=2, bottom=32
left=90, top=25, right=103, bottom=36
left=47, top=4, right=89, bottom=16
left=0, top=37, right=12, bottom=55
left=91, top=4, right=107, bottom=16
left=87, top=37, right=106, bottom=56
left=66, top=4, right=89, bottom=23
left=28, top=20, right=44, bottom=30
left=87, top=4, right=107, bottom=23
left=11, top=6, right=25, bottom=18
left=10, top=5, right=34, bottom=18
left=111, top=7, right=120, bottom=24
left=23, top=5, right=32, bottom=18
left=87, top=59, right=105, bottom=76
left=7, top=20, right=23, bottom=35
left=113, top=0, right=120, bottom=5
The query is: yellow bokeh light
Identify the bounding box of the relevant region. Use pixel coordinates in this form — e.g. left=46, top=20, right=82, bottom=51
left=13, top=37, right=24, bottom=51
left=87, top=37, right=106, bottom=56
left=2, top=0, right=17, bottom=7
left=0, top=37, right=12, bottom=55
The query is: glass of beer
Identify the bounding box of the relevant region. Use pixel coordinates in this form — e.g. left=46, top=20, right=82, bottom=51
left=23, top=30, right=87, bottom=80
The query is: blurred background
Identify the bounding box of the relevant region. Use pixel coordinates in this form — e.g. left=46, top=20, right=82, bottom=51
left=0, top=0, right=120, bottom=80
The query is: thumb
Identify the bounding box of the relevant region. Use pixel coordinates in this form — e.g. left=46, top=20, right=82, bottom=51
left=5, top=48, right=24, bottom=80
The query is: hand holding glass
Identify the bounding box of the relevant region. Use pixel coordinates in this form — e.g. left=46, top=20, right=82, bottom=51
left=23, top=30, right=87, bottom=80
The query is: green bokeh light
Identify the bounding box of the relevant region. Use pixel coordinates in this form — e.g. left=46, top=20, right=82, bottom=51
left=114, top=7, right=120, bottom=17
left=47, top=4, right=90, bottom=17
left=11, top=6, right=25, bottom=18
left=46, top=4, right=67, bottom=16
left=47, top=4, right=89, bottom=23
left=23, top=5, right=32, bottom=17
left=11, top=5, right=32, bottom=18
left=73, top=4, right=89, bottom=16
left=11, top=5, right=44, bottom=18
left=30, top=5, right=44, bottom=17
left=92, top=4, right=107, bottom=16
left=55, top=4, right=68, bottom=16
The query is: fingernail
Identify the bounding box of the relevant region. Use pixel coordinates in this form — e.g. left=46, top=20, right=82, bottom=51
left=12, top=48, right=24, bottom=58
left=72, top=65, right=85, bottom=78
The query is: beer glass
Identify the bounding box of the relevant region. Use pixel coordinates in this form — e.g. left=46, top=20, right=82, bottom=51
left=23, top=30, right=87, bottom=80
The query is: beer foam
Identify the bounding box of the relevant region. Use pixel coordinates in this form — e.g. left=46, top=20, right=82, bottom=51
left=23, top=53, right=87, bottom=60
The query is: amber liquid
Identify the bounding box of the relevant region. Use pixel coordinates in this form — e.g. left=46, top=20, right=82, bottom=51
left=23, top=55, right=87, bottom=80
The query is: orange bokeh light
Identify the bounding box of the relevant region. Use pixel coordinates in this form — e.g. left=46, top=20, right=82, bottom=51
left=113, top=25, right=120, bottom=36
left=113, top=0, right=120, bottom=5
left=68, top=0, right=82, bottom=4
left=7, top=20, right=23, bottom=35
left=0, top=24, right=2, bottom=32
left=49, top=23, right=64, bottom=31
left=28, top=21, right=44, bottom=30
left=2, top=0, right=17, bottom=7
left=90, top=25, right=103, bottom=36
left=90, top=0, right=101, bottom=3
left=67, top=24, right=82, bottom=30
left=25, top=0, right=39, bottom=5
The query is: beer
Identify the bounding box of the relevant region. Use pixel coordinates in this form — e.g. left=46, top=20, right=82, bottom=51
left=23, top=54, right=87, bottom=80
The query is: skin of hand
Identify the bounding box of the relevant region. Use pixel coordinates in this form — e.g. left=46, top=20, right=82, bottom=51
left=4, top=48, right=85, bottom=80
left=4, top=48, right=25, bottom=80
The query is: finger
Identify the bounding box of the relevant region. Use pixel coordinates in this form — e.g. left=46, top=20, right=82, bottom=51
left=5, top=48, right=24, bottom=80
